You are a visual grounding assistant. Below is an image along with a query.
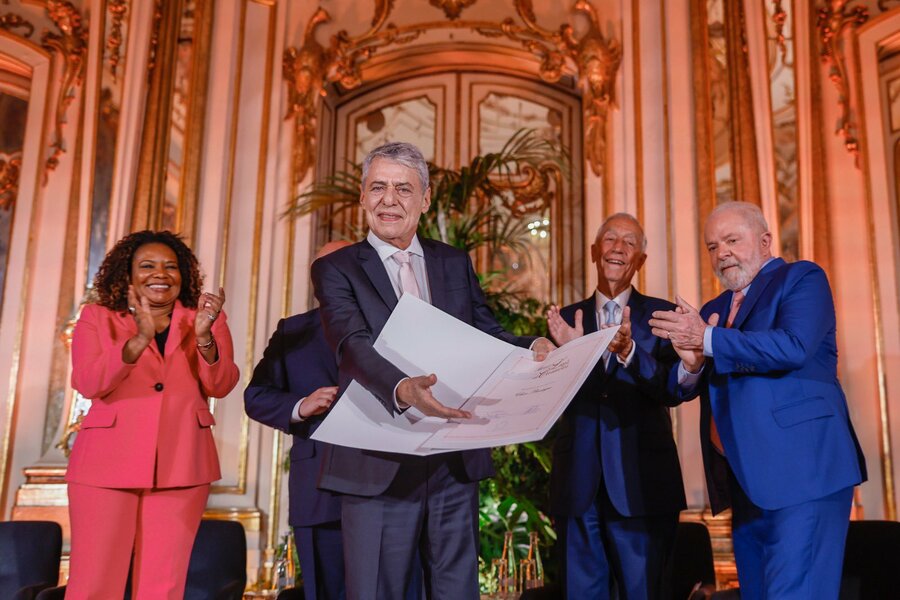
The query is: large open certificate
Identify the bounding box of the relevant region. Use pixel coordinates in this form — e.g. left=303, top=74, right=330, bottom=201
left=311, top=295, right=617, bottom=455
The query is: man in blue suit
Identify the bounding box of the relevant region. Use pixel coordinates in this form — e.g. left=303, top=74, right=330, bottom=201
left=245, top=241, right=350, bottom=600
left=547, top=213, right=685, bottom=600
left=310, top=142, right=554, bottom=600
left=649, top=201, right=866, bottom=598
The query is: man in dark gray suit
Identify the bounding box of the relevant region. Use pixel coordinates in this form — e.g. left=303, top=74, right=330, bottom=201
left=311, top=142, right=554, bottom=600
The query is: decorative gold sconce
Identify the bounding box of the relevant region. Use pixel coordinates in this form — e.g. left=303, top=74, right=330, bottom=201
left=42, top=0, right=88, bottom=173
left=284, top=0, right=621, bottom=181
left=817, top=0, right=869, bottom=166
left=105, top=0, right=128, bottom=79
left=0, top=153, right=22, bottom=210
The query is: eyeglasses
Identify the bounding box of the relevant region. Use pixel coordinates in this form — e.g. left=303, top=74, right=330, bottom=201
left=365, top=182, right=418, bottom=199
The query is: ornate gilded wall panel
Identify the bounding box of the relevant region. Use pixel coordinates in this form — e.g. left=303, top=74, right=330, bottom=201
left=764, top=0, right=800, bottom=262
left=0, top=93, right=28, bottom=322
left=691, top=0, right=761, bottom=299
left=132, top=0, right=213, bottom=242
left=285, top=0, right=619, bottom=184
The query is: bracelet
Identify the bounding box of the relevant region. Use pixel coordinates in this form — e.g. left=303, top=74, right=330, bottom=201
left=197, top=334, right=216, bottom=349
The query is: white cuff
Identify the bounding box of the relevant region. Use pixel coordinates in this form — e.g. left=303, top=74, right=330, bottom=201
left=677, top=361, right=704, bottom=388
left=616, top=340, right=637, bottom=367
left=393, top=377, right=410, bottom=413
left=290, top=397, right=307, bottom=423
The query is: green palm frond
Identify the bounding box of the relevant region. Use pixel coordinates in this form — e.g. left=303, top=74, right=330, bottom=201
left=284, top=168, right=361, bottom=219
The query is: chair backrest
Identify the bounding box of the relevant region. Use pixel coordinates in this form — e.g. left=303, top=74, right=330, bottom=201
left=0, top=521, right=63, bottom=600
left=671, top=521, right=716, bottom=600
left=184, top=519, right=247, bottom=600
left=841, top=520, right=900, bottom=600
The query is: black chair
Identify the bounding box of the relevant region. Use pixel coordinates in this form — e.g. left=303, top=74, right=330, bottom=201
left=840, top=520, right=900, bottom=600
left=276, top=587, right=305, bottom=599
left=184, top=519, right=247, bottom=600
left=0, top=520, right=63, bottom=600
left=33, top=587, right=65, bottom=600
left=671, top=521, right=717, bottom=600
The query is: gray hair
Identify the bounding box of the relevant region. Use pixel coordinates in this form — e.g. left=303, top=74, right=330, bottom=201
left=709, top=201, right=769, bottom=234
left=595, top=212, right=648, bottom=251
left=361, top=142, right=430, bottom=191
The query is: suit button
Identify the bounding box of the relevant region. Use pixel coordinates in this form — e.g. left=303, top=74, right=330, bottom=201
left=154, top=383, right=164, bottom=392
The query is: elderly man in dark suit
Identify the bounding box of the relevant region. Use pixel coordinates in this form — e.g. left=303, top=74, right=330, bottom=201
left=310, top=141, right=554, bottom=600
left=547, top=213, right=685, bottom=600
left=244, top=241, right=350, bottom=600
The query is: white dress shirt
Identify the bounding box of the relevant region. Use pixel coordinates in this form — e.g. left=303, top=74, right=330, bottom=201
left=595, top=288, right=637, bottom=367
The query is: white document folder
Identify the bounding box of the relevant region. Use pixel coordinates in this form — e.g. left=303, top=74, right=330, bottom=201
left=311, top=295, right=617, bottom=455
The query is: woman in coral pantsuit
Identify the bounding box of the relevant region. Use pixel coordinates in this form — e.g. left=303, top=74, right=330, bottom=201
left=66, top=230, right=239, bottom=599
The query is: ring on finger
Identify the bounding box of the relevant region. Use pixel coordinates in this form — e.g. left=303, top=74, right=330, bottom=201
left=207, top=312, right=216, bottom=321
left=128, top=306, right=136, bottom=315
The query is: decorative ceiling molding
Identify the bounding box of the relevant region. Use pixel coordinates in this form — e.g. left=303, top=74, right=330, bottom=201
left=817, top=0, right=868, bottom=166
left=428, top=0, right=477, bottom=21
left=283, top=0, right=621, bottom=181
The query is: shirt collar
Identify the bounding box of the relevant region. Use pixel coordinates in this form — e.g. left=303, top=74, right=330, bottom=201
left=367, top=231, right=424, bottom=262
left=595, top=286, right=632, bottom=313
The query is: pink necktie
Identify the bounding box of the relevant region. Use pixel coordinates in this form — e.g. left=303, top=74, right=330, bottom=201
left=391, top=251, right=421, bottom=299
left=711, top=290, right=746, bottom=455
left=725, top=289, right=745, bottom=328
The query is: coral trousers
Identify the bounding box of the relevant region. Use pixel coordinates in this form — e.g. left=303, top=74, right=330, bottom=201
left=66, top=481, right=209, bottom=600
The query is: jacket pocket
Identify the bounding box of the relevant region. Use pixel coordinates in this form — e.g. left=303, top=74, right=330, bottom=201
left=772, top=396, right=833, bottom=428
left=196, top=409, right=216, bottom=428
left=290, top=441, right=315, bottom=460
left=81, top=407, right=116, bottom=429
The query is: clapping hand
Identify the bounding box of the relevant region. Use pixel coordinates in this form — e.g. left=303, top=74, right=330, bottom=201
left=605, top=305, right=633, bottom=360
left=195, top=287, right=225, bottom=341
left=649, top=297, right=718, bottom=373
left=127, top=285, right=155, bottom=342
left=547, top=305, right=583, bottom=346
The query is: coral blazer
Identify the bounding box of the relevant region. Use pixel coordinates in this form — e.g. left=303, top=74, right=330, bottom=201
left=67, top=301, right=239, bottom=489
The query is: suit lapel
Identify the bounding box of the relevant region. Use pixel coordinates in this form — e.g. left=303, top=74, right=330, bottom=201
left=730, top=258, right=784, bottom=329
left=580, top=295, right=599, bottom=334
left=625, top=288, right=652, bottom=352
left=359, top=241, right=399, bottom=311
left=167, top=301, right=192, bottom=357
left=422, top=240, right=449, bottom=313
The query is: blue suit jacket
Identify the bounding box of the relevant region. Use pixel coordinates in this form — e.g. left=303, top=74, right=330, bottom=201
left=675, top=258, right=866, bottom=514
left=550, top=289, right=686, bottom=518
left=310, top=238, right=535, bottom=497
left=244, top=309, right=342, bottom=527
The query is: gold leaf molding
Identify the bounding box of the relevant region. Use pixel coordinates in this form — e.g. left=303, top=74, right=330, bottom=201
left=41, top=0, right=89, bottom=173
left=817, top=0, right=868, bottom=165
left=284, top=0, right=621, bottom=180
